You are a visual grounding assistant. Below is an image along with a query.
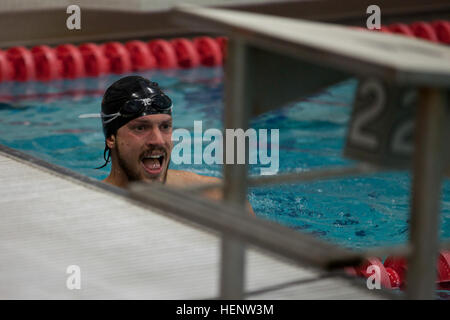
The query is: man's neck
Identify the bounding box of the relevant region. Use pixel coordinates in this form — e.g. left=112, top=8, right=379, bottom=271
left=103, top=165, right=169, bottom=188
left=103, top=165, right=129, bottom=188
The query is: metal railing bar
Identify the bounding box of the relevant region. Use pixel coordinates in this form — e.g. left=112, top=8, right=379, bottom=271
left=130, top=182, right=450, bottom=268
left=248, top=163, right=383, bottom=187
left=243, top=273, right=335, bottom=297
left=183, top=163, right=385, bottom=193
left=130, top=182, right=363, bottom=270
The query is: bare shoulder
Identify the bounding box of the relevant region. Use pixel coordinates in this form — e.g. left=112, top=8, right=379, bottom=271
left=166, top=169, right=221, bottom=187
left=166, top=169, right=255, bottom=216
left=166, top=169, right=222, bottom=202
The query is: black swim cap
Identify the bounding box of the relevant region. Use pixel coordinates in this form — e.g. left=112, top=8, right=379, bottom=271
left=96, top=75, right=172, bottom=169
left=101, top=75, right=172, bottom=138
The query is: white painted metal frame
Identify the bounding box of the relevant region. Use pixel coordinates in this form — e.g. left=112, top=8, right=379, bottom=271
left=171, top=5, right=450, bottom=299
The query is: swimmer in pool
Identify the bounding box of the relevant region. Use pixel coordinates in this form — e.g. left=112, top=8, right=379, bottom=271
left=98, top=76, right=254, bottom=214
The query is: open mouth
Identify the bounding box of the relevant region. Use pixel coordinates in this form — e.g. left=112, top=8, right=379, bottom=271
left=141, top=153, right=165, bottom=176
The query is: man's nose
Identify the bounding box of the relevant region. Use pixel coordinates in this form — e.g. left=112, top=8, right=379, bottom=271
left=145, top=126, right=165, bottom=146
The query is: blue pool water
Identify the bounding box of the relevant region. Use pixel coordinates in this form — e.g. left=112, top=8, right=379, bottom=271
left=0, top=67, right=449, bottom=253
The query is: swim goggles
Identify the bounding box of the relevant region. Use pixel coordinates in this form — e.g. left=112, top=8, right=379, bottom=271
left=101, top=94, right=172, bottom=124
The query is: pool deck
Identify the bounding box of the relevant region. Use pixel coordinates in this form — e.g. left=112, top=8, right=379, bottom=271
left=0, top=147, right=391, bottom=299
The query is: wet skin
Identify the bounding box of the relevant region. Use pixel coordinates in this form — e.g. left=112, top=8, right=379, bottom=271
left=104, top=114, right=173, bottom=186
left=103, top=114, right=255, bottom=215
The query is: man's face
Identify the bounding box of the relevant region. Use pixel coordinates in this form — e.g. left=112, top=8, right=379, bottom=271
left=108, top=114, right=173, bottom=183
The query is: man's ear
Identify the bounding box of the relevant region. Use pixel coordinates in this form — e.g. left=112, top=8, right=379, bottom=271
left=106, top=134, right=116, bottom=149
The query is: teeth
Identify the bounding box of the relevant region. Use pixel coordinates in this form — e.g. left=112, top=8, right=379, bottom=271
left=145, top=155, right=163, bottom=159
left=142, top=156, right=162, bottom=172
left=150, top=162, right=160, bottom=169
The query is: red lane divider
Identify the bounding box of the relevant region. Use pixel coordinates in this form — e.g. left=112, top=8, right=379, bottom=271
left=384, top=256, right=407, bottom=288
left=433, top=20, right=450, bottom=44
left=385, top=266, right=402, bottom=288
left=148, top=39, right=178, bottom=69
left=0, top=50, right=13, bottom=82
left=388, top=23, right=415, bottom=37
left=346, top=250, right=450, bottom=290
left=56, top=44, right=85, bottom=79
left=6, top=46, right=36, bottom=82
left=366, top=20, right=450, bottom=45
left=125, top=40, right=156, bottom=71
left=0, top=22, right=447, bottom=83
left=216, top=36, right=228, bottom=60
left=171, top=38, right=200, bottom=69
left=345, top=257, right=395, bottom=289
left=410, top=21, right=439, bottom=42
left=79, top=43, right=109, bottom=77
left=0, top=36, right=223, bottom=82
left=102, top=42, right=132, bottom=74
left=438, top=251, right=450, bottom=285
left=194, top=36, right=222, bottom=67
left=31, top=45, right=61, bottom=81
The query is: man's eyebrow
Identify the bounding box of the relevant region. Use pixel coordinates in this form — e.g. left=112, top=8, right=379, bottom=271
left=128, top=119, right=150, bottom=125
left=128, top=118, right=172, bottom=126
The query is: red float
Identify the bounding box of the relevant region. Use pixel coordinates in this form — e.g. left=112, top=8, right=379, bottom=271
left=194, top=37, right=222, bottom=67
left=102, top=42, right=132, bottom=74
left=384, top=251, right=450, bottom=289
left=31, top=45, right=61, bottom=81
left=148, top=39, right=178, bottom=69
left=171, top=38, right=200, bottom=69
left=438, top=251, right=450, bottom=284
left=79, top=43, right=109, bottom=77
left=0, top=49, right=13, bottom=82
left=1, top=22, right=448, bottom=84
left=216, top=37, right=228, bottom=60
left=410, top=22, right=439, bottom=42
left=125, top=40, right=156, bottom=71
left=388, top=23, right=415, bottom=37
left=6, top=46, right=36, bottom=82
left=357, top=257, right=393, bottom=289
left=385, top=267, right=401, bottom=288
left=55, top=44, right=85, bottom=79
left=345, top=257, right=394, bottom=289
left=432, top=20, right=450, bottom=44
left=384, top=256, right=407, bottom=288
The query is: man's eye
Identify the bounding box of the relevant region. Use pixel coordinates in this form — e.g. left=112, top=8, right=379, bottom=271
left=161, top=123, right=172, bottom=130
left=135, top=126, right=146, bottom=131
